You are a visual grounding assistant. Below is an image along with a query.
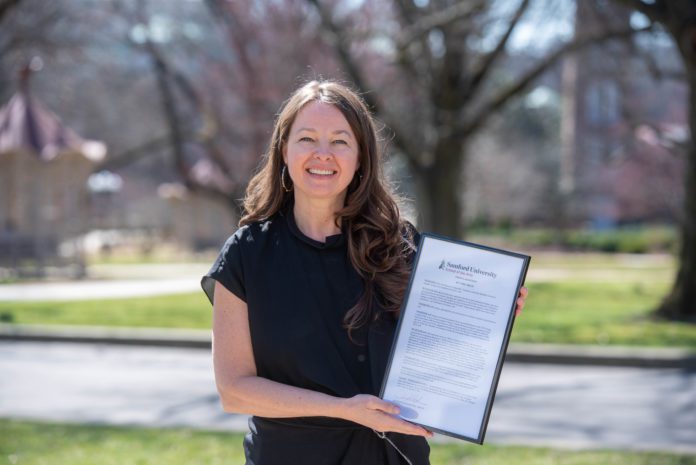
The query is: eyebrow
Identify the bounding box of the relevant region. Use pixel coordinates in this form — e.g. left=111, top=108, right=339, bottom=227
left=295, top=127, right=353, bottom=137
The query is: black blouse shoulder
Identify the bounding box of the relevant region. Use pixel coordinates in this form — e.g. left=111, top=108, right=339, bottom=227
left=200, top=217, right=276, bottom=306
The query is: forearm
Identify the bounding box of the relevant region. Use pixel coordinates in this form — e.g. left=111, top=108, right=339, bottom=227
left=218, top=375, right=347, bottom=419
left=217, top=374, right=432, bottom=437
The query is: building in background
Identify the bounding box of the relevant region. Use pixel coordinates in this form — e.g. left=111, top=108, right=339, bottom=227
left=561, top=1, right=686, bottom=227
left=0, top=66, right=106, bottom=276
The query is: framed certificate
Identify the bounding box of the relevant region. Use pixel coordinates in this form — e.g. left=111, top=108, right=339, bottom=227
left=379, top=233, right=531, bottom=444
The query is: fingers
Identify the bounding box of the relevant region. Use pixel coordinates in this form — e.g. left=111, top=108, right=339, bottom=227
left=367, top=397, right=400, bottom=415
left=361, top=396, right=432, bottom=437
left=515, top=286, right=528, bottom=316
left=409, top=423, right=433, bottom=438
left=379, top=416, right=433, bottom=437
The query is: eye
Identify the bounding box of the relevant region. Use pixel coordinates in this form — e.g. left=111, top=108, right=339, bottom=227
left=299, top=137, right=314, bottom=143
left=333, top=139, right=348, bottom=145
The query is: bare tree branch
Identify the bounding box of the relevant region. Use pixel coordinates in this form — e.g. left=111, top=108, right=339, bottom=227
left=622, top=28, right=687, bottom=81
left=147, top=40, right=243, bottom=184
left=146, top=42, right=190, bottom=179
left=205, top=0, right=255, bottom=90
left=204, top=0, right=273, bottom=161
left=146, top=41, right=240, bottom=206
left=461, top=24, right=654, bottom=136
left=95, top=135, right=172, bottom=172
left=614, top=52, right=686, bottom=158
left=0, top=6, right=68, bottom=57
left=125, top=0, right=239, bottom=205
left=393, top=0, right=428, bottom=23
left=0, top=0, right=22, bottom=22
left=467, top=0, right=530, bottom=97
left=611, top=0, right=668, bottom=23
left=114, top=0, right=244, bottom=187
left=396, top=0, right=484, bottom=51
left=392, top=0, right=434, bottom=78
left=0, top=32, right=55, bottom=57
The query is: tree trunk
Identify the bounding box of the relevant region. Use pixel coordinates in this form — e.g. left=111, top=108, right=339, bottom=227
left=656, top=39, right=696, bottom=321
left=0, top=0, right=23, bottom=22
left=415, top=141, right=466, bottom=239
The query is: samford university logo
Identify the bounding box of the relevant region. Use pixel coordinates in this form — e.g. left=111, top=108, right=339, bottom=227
left=438, top=259, right=498, bottom=279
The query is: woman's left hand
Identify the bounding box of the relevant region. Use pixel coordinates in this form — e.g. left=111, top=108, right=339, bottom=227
left=515, top=287, right=529, bottom=317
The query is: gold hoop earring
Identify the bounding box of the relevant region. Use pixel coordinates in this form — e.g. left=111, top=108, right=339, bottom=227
left=281, top=165, right=293, bottom=192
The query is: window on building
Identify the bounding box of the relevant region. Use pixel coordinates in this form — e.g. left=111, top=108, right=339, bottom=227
left=585, top=79, right=620, bottom=125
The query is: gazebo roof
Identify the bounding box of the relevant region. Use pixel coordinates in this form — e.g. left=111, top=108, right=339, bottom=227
left=0, top=89, right=106, bottom=162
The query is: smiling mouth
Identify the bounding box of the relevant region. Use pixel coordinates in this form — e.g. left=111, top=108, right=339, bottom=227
left=306, top=168, right=337, bottom=176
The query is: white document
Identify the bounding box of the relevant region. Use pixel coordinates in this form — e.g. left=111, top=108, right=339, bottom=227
left=380, top=234, right=530, bottom=444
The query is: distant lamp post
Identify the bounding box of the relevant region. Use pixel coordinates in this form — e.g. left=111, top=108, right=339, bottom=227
left=88, top=170, right=123, bottom=194
left=88, top=170, right=123, bottom=229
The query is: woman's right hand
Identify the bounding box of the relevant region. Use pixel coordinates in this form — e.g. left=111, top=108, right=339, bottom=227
left=338, top=394, right=433, bottom=438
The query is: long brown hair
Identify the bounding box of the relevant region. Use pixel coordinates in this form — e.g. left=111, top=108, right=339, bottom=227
left=240, top=80, right=417, bottom=336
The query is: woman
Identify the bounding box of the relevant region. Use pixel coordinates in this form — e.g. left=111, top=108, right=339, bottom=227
left=201, top=80, right=528, bottom=465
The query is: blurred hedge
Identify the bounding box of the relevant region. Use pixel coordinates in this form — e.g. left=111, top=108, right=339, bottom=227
left=468, top=225, right=677, bottom=254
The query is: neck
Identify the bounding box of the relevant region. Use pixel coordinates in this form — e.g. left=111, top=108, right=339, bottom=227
left=292, top=195, right=343, bottom=242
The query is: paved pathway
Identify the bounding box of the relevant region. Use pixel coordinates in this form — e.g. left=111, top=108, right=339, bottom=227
left=0, top=264, right=210, bottom=301
left=0, top=278, right=202, bottom=301
left=1, top=341, right=694, bottom=453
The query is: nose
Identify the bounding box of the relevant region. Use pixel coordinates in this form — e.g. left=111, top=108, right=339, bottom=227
left=313, top=145, right=332, bottom=160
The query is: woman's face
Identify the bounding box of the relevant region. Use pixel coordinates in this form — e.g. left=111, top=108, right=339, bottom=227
left=283, top=100, right=360, bottom=208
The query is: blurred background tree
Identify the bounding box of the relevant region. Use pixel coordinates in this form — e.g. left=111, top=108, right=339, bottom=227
left=610, top=0, right=695, bottom=321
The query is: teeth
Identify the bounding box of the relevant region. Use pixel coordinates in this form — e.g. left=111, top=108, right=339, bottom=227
left=308, top=169, right=336, bottom=175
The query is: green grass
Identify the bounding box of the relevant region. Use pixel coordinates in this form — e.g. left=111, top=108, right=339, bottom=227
left=1, top=419, right=692, bottom=465
left=513, top=281, right=696, bottom=348
left=0, top=293, right=212, bottom=329
left=1, top=282, right=695, bottom=349
left=469, top=225, right=678, bottom=254
left=0, top=419, right=243, bottom=465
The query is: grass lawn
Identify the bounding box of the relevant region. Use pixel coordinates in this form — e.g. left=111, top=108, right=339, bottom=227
left=1, top=419, right=693, bottom=465
left=511, top=281, right=696, bottom=347
left=1, top=253, right=694, bottom=348
left=0, top=293, right=211, bottom=329
left=1, top=283, right=694, bottom=349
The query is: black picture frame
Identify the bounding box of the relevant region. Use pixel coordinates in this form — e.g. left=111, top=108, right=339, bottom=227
left=379, top=232, right=531, bottom=444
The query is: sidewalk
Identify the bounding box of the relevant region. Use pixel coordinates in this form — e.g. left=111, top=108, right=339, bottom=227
left=0, top=278, right=201, bottom=301
left=1, top=323, right=694, bottom=369
left=0, top=264, right=210, bottom=301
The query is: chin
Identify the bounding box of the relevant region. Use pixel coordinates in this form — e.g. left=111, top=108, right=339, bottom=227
left=295, top=188, right=349, bottom=205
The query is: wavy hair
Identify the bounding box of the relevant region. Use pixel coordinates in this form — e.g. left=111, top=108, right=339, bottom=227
left=240, top=80, right=417, bottom=337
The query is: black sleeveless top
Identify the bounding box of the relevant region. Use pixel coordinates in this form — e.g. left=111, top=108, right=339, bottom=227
left=201, top=200, right=430, bottom=465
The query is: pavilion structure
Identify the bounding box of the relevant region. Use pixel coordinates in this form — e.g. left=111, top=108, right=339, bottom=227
left=0, top=66, right=106, bottom=277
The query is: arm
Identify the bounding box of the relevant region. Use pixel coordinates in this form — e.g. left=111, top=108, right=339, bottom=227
left=211, top=280, right=432, bottom=437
